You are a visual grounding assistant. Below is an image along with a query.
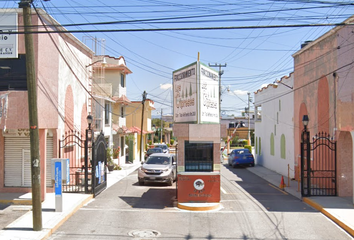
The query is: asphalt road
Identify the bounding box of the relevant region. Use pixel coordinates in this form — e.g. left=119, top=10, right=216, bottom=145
left=48, top=164, right=353, bottom=240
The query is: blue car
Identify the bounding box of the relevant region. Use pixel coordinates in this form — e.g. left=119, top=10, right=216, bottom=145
left=228, top=148, right=255, bottom=168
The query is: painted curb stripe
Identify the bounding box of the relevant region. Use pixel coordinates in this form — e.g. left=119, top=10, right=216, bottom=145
left=303, top=197, right=354, bottom=238
left=177, top=203, right=220, bottom=211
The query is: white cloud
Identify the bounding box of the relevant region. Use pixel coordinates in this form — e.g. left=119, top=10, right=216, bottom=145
left=232, top=89, right=248, bottom=96
left=160, top=83, right=172, bottom=90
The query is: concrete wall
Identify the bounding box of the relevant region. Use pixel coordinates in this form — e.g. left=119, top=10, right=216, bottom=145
left=254, top=74, right=295, bottom=178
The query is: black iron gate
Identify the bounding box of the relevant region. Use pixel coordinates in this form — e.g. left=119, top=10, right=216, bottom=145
left=91, top=132, right=107, bottom=197
left=301, top=131, right=337, bottom=197
left=59, top=130, right=107, bottom=196
left=59, top=130, right=88, bottom=193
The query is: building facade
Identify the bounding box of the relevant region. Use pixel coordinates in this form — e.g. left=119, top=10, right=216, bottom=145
left=0, top=9, right=93, bottom=198
left=254, top=74, right=295, bottom=178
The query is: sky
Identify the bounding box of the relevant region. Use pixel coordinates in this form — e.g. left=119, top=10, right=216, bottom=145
left=2, top=0, right=354, bottom=117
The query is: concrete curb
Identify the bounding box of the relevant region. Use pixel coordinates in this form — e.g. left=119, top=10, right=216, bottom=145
left=303, top=197, right=354, bottom=237
left=42, top=194, right=93, bottom=240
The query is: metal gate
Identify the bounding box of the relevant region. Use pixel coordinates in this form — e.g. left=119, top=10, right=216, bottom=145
left=59, top=130, right=88, bottom=193
left=301, top=132, right=337, bottom=197
left=91, top=132, right=107, bottom=197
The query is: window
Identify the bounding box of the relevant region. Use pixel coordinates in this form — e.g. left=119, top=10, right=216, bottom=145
left=255, top=105, right=262, bottom=121
left=121, top=74, right=125, bottom=87
left=105, top=102, right=110, bottom=125
left=185, top=141, right=213, bottom=172
left=259, top=137, right=261, bottom=155
left=0, top=54, right=27, bottom=91
left=121, top=136, right=124, bottom=156
left=121, top=106, right=124, bottom=118
left=280, top=134, right=286, bottom=159
left=270, top=133, right=274, bottom=156
left=255, top=137, right=258, bottom=154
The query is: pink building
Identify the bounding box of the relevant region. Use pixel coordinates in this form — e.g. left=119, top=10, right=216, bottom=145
left=293, top=16, right=354, bottom=202
left=0, top=9, right=93, bottom=199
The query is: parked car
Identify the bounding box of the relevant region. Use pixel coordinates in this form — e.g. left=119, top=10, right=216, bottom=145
left=145, top=147, right=163, bottom=159
left=155, top=144, right=169, bottom=154
left=228, top=148, right=255, bottom=168
left=138, top=153, right=176, bottom=186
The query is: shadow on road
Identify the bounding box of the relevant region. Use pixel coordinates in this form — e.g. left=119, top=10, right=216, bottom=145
left=120, top=188, right=176, bottom=209
left=224, top=165, right=316, bottom=212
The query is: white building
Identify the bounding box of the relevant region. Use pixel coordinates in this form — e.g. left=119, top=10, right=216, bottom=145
left=254, top=73, right=295, bottom=178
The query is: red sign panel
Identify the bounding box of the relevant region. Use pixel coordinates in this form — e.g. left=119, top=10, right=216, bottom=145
left=177, top=174, right=220, bottom=203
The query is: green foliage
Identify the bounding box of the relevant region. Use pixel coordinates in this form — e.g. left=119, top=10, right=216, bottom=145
left=170, top=139, right=175, bottom=146
left=114, top=163, right=122, bottom=170
left=106, top=147, right=114, bottom=165
left=244, top=145, right=252, bottom=152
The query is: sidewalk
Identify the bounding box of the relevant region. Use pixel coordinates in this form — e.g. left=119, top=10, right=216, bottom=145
left=248, top=165, right=354, bottom=238
left=0, top=161, right=141, bottom=240
left=1, top=162, right=353, bottom=239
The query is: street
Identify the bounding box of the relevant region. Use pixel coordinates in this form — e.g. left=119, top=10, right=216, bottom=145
left=48, top=164, right=353, bottom=240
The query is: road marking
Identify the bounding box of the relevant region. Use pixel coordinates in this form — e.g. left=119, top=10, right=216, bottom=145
left=220, top=187, right=227, bottom=194
left=268, top=184, right=288, bottom=195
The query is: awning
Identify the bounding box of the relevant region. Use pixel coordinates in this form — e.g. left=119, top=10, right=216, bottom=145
left=112, top=124, right=132, bottom=134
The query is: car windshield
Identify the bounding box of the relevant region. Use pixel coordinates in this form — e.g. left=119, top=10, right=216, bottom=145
left=147, top=148, right=162, bottom=153
left=235, top=149, right=250, bottom=154
left=156, top=145, right=167, bottom=150
left=146, top=156, right=170, bottom=165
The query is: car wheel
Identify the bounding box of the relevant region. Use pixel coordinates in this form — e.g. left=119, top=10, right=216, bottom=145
left=138, top=179, right=144, bottom=186
left=167, top=176, right=173, bottom=186
left=228, top=161, right=231, bottom=166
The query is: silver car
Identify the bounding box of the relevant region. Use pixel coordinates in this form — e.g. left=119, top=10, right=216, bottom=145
left=155, top=144, right=169, bottom=154
left=138, top=153, right=176, bottom=186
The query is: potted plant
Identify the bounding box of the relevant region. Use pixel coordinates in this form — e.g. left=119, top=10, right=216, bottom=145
left=113, top=146, right=120, bottom=159
left=106, top=147, right=114, bottom=172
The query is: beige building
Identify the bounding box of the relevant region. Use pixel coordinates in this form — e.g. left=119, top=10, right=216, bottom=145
left=125, top=99, right=155, bottom=161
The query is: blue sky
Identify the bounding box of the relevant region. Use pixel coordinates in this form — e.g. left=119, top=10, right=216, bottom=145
left=2, top=0, right=354, bottom=117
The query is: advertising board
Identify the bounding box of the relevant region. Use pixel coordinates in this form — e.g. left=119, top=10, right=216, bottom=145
left=173, top=63, right=198, bottom=123
left=0, top=12, right=18, bottom=58
left=173, top=61, right=219, bottom=124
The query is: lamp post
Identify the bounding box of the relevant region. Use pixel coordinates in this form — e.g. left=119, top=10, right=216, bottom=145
left=301, top=114, right=310, bottom=197
left=85, top=115, right=93, bottom=193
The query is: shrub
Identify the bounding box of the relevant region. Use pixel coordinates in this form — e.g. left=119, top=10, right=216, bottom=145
left=114, top=163, right=121, bottom=170
left=244, top=145, right=252, bottom=153
left=170, top=139, right=175, bottom=146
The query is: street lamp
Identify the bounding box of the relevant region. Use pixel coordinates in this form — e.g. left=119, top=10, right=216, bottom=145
left=301, top=114, right=310, bottom=197
left=85, top=114, right=93, bottom=193
left=302, top=115, right=309, bottom=129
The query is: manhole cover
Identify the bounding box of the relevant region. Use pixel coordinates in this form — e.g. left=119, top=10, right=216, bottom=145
left=128, top=229, right=161, bottom=238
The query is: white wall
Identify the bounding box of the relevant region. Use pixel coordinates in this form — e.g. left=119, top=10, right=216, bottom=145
left=254, top=74, right=295, bottom=178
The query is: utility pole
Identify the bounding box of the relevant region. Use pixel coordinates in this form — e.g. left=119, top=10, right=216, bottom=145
left=208, top=63, right=227, bottom=118
left=247, top=92, right=251, bottom=146
left=19, top=0, right=42, bottom=231
left=140, top=91, right=147, bottom=162
left=160, top=109, right=163, bottom=143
